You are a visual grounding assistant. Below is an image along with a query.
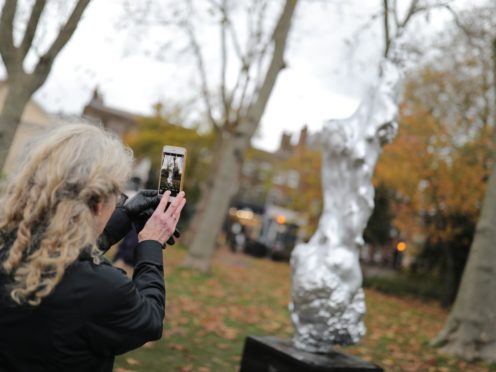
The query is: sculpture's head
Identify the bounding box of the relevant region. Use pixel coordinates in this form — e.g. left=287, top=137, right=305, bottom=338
left=349, top=58, right=402, bottom=167
left=322, top=57, right=402, bottom=162
left=370, top=58, right=402, bottom=144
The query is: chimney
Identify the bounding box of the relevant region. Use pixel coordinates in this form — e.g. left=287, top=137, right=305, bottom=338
left=279, top=132, right=292, bottom=153
left=297, top=125, right=308, bottom=149
left=90, top=87, right=104, bottom=105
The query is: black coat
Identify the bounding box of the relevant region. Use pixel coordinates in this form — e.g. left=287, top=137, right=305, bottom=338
left=0, top=209, right=166, bottom=372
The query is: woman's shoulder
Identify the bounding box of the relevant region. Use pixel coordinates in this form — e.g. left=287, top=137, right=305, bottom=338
left=63, top=258, right=129, bottom=298
left=60, top=258, right=135, bottom=316
left=70, top=257, right=129, bottom=288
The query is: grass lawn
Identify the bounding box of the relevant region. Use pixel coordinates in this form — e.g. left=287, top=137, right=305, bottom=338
left=113, top=246, right=496, bottom=372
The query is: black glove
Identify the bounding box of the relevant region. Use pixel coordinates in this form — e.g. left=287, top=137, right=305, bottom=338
left=122, top=190, right=161, bottom=232
left=124, top=192, right=182, bottom=247
left=98, top=190, right=164, bottom=253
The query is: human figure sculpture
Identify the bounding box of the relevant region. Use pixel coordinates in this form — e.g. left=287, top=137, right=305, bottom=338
left=290, top=57, right=403, bottom=352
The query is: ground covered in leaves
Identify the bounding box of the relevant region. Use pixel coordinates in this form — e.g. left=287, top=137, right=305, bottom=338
left=114, top=247, right=496, bottom=372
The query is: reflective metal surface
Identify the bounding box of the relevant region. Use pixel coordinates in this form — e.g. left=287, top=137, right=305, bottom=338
left=290, top=57, right=403, bottom=352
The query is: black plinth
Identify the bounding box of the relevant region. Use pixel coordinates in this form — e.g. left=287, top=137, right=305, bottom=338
left=240, top=336, right=383, bottom=372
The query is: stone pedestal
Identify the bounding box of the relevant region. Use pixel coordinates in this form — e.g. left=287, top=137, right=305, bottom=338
left=240, top=336, right=383, bottom=372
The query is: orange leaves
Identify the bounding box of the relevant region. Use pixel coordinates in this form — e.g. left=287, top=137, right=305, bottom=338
left=229, top=305, right=263, bottom=325
left=175, top=295, right=202, bottom=313
left=169, top=343, right=189, bottom=352
left=196, top=311, right=238, bottom=340
left=216, top=325, right=238, bottom=341
left=176, top=365, right=193, bottom=372
left=375, top=77, right=490, bottom=246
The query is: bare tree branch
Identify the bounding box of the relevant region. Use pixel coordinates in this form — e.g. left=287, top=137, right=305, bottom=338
left=254, top=0, right=270, bottom=52
left=398, top=0, right=420, bottom=30
left=183, top=12, right=219, bottom=129
left=250, top=0, right=273, bottom=101
left=225, top=58, right=249, bottom=124
left=492, top=37, right=496, bottom=143
left=224, top=19, right=249, bottom=115
left=0, top=0, right=19, bottom=72
left=226, top=17, right=245, bottom=63
left=220, top=0, right=229, bottom=124
left=392, top=0, right=399, bottom=29
left=19, top=0, right=46, bottom=60
left=0, top=0, right=92, bottom=171
left=251, top=40, right=270, bottom=101
left=35, top=0, right=91, bottom=76
left=244, top=0, right=297, bottom=135
left=226, top=1, right=267, bottom=125
left=383, top=0, right=460, bottom=59
left=236, top=0, right=271, bottom=120
left=383, top=0, right=391, bottom=57
left=232, top=64, right=252, bottom=123
left=206, top=0, right=223, bottom=12
left=441, top=3, right=477, bottom=43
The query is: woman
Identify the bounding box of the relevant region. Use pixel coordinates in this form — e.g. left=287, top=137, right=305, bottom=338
left=0, top=124, right=186, bottom=372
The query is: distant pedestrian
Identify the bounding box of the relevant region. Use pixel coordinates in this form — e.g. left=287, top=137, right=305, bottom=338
left=230, top=222, right=242, bottom=252
left=235, top=225, right=247, bottom=253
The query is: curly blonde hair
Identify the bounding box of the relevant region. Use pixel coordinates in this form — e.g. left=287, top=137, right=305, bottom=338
left=0, top=124, right=133, bottom=306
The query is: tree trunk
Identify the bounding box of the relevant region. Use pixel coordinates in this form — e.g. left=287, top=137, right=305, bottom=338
left=432, top=35, right=496, bottom=363
left=0, top=0, right=91, bottom=171
left=182, top=134, right=247, bottom=271
left=0, top=81, right=33, bottom=171
left=182, top=0, right=298, bottom=271
left=180, top=133, right=223, bottom=247
left=431, top=162, right=496, bottom=361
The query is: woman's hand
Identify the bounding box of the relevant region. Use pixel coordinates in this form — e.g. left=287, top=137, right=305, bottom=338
left=138, top=191, right=186, bottom=245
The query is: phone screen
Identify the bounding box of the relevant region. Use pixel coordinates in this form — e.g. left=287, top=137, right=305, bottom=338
left=159, top=151, right=185, bottom=196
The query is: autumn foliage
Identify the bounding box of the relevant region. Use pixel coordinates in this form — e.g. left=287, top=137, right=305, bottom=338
left=373, top=60, right=492, bottom=303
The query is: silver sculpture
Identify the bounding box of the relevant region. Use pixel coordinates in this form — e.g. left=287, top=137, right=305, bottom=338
left=290, top=56, right=404, bottom=352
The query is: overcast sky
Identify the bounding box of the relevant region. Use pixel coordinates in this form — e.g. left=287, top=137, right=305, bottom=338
left=3, top=0, right=470, bottom=151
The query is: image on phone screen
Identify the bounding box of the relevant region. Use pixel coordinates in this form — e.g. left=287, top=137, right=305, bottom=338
left=159, top=151, right=184, bottom=197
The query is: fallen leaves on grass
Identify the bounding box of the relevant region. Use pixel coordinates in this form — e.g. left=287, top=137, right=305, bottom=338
left=176, top=365, right=193, bottom=372
left=197, top=312, right=238, bottom=340
left=142, top=341, right=155, bottom=349
left=169, top=343, right=189, bottom=352
left=114, top=247, right=494, bottom=372
left=126, top=358, right=140, bottom=366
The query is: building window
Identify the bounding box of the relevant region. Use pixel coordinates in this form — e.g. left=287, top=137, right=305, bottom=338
left=273, top=172, right=286, bottom=185
left=243, top=161, right=256, bottom=176
left=287, top=170, right=300, bottom=189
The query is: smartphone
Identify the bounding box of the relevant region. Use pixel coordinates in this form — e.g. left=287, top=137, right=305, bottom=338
left=158, top=145, right=187, bottom=201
